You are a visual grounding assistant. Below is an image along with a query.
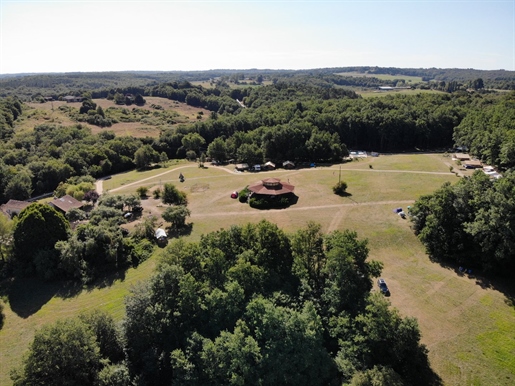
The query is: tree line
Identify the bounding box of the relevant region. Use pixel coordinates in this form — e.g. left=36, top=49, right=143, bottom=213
left=410, top=170, right=515, bottom=275
left=4, top=89, right=515, bottom=204
left=2, top=67, right=514, bottom=101
left=12, top=221, right=438, bottom=386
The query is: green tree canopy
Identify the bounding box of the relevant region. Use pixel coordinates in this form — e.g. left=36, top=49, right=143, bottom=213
left=162, top=205, right=191, bottom=230
left=162, top=183, right=187, bottom=205
left=12, top=203, right=69, bottom=279
left=12, top=318, right=101, bottom=386
left=134, top=144, right=160, bottom=170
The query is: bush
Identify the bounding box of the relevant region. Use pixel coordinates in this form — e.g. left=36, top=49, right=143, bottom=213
left=333, top=181, right=348, bottom=196
left=186, top=150, right=197, bottom=161
left=239, top=186, right=250, bottom=203
left=136, top=186, right=148, bottom=198
left=126, top=238, right=155, bottom=266
left=249, top=194, right=295, bottom=209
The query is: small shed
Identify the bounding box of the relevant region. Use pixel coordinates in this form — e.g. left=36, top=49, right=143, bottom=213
left=454, top=153, right=470, bottom=161
left=463, top=159, right=482, bottom=169
left=62, top=95, right=83, bottom=103
left=263, top=161, right=276, bottom=170
left=283, top=160, right=295, bottom=169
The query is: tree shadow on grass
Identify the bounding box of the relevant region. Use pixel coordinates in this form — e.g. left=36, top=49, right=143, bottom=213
left=4, top=268, right=129, bottom=318
left=428, top=258, right=515, bottom=309
left=166, top=223, right=193, bottom=239
left=415, top=357, right=444, bottom=386
left=5, top=277, right=64, bottom=318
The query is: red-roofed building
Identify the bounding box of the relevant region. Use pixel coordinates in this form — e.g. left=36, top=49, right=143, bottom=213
left=248, top=178, right=295, bottom=196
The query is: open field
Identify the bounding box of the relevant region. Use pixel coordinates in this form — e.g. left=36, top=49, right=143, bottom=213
left=23, top=97, right=211, bottom=138
left=1, top=154, right=514, bottom=385
left=335, top=71, right=425, bottom=83
left=357, top=88, right=445, bottom=98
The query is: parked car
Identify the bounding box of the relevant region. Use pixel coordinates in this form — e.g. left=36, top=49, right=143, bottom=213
left=378, top=278, right=390, bottom=295
left=230, top=191, right=238, bottom=199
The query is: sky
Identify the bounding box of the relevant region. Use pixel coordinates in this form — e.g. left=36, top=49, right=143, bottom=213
left=1, top=0, right=514, bottom=74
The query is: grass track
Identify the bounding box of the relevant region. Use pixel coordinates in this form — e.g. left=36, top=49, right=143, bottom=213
left=1, top=153, right=514, bottom=385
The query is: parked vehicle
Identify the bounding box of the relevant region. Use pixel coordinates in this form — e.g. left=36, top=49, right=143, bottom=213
left=378, top=278, right=390, bottom=295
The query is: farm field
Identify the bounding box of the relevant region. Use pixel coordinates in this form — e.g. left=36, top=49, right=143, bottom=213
left=1, top=154, right=514, bottom=386
left=335, top=71, right=425, bottom=83
left=357, top=88, right=445, bottom=98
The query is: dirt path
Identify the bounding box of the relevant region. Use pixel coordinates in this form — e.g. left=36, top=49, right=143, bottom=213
left=98, top=164, right=452, bottom=197
left=190, top=199, right=415, bottom=219
left=107, top=165, right=197, bottom=194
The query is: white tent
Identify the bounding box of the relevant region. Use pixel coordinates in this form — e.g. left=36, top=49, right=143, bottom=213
left=155, top=228, right=167, bottom=240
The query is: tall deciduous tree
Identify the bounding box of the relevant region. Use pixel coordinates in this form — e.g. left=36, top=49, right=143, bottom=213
left=134, top=144, right=159, bottom=170
left=4, top=169, right=33, bottom=201
left=12, top=203, right=69, bottom=278
left=11, top=318, right=101, bottom=386
left=181, top=133, right=206, bottom=156
left=162, top=205, right=191, bottom=230
left=207, top=137, right=227, bottom=162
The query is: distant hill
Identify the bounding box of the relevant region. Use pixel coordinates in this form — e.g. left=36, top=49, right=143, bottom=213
left=1, top=67, right=514, bottom=101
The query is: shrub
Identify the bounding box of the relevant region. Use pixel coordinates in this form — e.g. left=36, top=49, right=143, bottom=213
left=249, top=194, right=295, bottom=209
left=125, top=238, right=155, bottom=266
left=239, top=186, right=250, bottom=203
left=136, top=186, right=148, bottom=198
left=186, top=150, right=197, bottom=161
left=333, top=181, right=348, bottom=196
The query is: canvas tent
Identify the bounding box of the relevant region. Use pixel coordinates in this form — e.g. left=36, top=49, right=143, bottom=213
left=155, top=228, right=167, bottom=240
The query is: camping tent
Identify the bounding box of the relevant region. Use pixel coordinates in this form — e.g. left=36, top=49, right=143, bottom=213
left=155, top=228, right=167, bottom=240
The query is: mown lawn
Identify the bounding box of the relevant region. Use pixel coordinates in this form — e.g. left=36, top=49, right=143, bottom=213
left=1, top=154, right=514, bottom=385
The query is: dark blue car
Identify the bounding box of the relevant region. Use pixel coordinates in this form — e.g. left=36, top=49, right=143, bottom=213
left=378, top=278, right=390, bottom=295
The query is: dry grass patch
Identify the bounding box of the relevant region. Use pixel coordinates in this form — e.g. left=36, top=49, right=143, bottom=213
left=24, top=97, right=211, bottom=138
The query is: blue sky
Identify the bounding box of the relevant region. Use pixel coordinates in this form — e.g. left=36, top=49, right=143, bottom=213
left=1, top=0, right=514, bottom=74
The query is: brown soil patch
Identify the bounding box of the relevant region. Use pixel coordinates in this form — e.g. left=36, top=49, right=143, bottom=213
left=190, top=183, right=210, bottom=193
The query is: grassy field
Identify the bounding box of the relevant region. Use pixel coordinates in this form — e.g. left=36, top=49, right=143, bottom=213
left=357, top=88, right=445, bottom=98
left=1, top=154, right=514, bottom=385
left=335, top=71, right=425, bottom=83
